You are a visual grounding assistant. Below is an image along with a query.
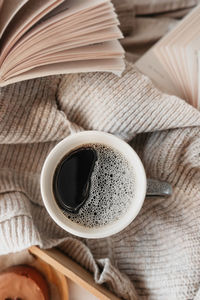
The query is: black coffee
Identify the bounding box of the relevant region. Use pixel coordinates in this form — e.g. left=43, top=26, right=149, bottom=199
left=53, top=143, right=136, bottom=228
left=53, top=147, right=97, bottom=213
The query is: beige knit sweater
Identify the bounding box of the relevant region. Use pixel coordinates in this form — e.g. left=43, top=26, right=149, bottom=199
left=1, top=0, right=200, bottom=299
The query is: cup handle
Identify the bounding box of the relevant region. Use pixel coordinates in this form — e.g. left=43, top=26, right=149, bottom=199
left=146, top=179, right=172, bottom=197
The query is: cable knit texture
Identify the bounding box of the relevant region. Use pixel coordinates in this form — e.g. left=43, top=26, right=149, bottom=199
left=1, top=1, right=200, bottom=299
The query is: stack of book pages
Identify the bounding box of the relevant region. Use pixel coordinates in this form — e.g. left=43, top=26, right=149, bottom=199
left=136, top=4, right=200, bottom=108
left=0, top=0, right=125, bottom=87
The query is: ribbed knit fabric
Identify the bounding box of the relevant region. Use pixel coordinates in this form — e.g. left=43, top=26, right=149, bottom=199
left=1, top=1, right=200, bottom=299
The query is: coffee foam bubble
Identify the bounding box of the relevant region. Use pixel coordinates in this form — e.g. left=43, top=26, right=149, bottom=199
left=63, top=144, right=136, bottom=228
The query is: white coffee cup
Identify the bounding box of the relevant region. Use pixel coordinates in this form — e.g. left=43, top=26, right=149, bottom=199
left=40, top=131, right=171, bottom=238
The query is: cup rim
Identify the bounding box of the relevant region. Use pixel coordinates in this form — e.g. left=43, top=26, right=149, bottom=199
left=40, top=131, right=146, bottom=238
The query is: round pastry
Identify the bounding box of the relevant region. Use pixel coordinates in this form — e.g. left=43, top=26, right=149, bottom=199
left=0, top=265, right=49, bottom=300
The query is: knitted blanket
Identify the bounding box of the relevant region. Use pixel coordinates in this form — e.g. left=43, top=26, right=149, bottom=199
left=1, top=1, right=200, bottom=299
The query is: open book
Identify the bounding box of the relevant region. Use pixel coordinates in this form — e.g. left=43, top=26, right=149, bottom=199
left=0, top=0, right=124, bottom=87
left=135, top=4, right=200, bottom=109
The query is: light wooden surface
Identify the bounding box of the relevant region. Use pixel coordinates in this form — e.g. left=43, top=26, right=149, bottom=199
left=29, top=246, right=121, bottom=300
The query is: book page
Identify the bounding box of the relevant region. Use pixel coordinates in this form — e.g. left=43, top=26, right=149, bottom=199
left=5, top=3, right=113, bottom=58
left=174, top=33, right=200, bottom=103
left=135, top=49, right=183, bottom=98
left=17, top=0, right=114, bottom=50
left=154, top=5, right=200, bottom=49
left=1, top=2, right=122, bottom=77
left=153, top=6, right=200, bottom=80
left=0, top=58, right=125, bottom=87
left=198, top=51, right=200, bottom=109
left=152, top=4, right=200, bottom=104
left=0, top=0, right=124, bottom=85
left=26, top=21, right=121, bottom=60
left=42, top=0, right=110, bottom=21
left=184, top=35, right=200, bottom=105
left=3, top=41, right=124, bottom=78
left=0, top=0, right=64, bottom=61
left=2, top=26, right=123, bottom=79
left=0, top=0, right=29, bottom=39
left=164, top=18, right=200, bottom=103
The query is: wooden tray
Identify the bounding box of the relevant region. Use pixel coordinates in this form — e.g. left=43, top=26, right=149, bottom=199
left=30, top=255, right=68, bottom=300
left=29, top=246, right=120, bottom=300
